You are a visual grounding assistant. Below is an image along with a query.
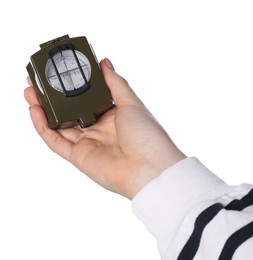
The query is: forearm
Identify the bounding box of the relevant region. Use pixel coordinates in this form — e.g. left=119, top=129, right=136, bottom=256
left=132, top=157, right=253, bottom=259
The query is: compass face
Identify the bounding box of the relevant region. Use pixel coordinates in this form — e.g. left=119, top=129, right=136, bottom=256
left=45, top=49, right=91, bottom=93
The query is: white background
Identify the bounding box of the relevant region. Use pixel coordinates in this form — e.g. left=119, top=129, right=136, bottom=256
left=1, top=1, right=253, bottom=259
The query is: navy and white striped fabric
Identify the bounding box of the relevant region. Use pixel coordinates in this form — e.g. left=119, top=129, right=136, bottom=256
left=178, top=189, right=253, bottom=259
left=133, top=157, right=253, bottom=259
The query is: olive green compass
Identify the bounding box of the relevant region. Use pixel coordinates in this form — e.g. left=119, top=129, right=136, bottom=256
left=27, top=35, right=114, bottom=129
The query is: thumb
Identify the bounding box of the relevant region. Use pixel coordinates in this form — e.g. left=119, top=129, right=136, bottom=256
left=100, top=58, right=143, bottom=108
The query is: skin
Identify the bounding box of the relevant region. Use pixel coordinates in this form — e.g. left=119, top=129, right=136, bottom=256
left=24, top=58, right=186, bottom=199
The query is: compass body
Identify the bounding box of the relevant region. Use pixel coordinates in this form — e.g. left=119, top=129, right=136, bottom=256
left=27, top=35, right=114, bottom=129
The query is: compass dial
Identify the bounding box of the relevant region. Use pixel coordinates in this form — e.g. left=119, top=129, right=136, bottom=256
left=45, top=50, right=91, bottom=93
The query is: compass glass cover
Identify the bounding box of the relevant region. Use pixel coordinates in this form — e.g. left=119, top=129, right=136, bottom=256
left=45, top=50, right=91, bottom=92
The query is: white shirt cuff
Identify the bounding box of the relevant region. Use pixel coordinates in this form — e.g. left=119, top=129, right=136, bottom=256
left=132, top=157, right=233, bottom=255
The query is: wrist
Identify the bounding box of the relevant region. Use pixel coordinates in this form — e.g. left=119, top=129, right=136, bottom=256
left=130, top=149, right=187, bottom=200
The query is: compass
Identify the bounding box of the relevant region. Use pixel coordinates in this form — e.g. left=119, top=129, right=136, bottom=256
left=27, top=35, right=114, bottom=129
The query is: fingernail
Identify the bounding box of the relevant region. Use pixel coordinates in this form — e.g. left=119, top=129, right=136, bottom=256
left=104, top=58, right=115, bottom=71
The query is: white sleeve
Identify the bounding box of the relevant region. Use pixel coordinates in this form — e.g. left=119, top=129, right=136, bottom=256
left=132, top=157, right=253, bottom=260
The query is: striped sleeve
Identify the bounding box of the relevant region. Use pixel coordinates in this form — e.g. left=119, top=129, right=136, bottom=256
left=132, top=157, right=253, bottom=260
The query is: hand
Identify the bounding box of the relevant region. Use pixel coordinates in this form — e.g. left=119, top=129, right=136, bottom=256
left=24, top=58, right=186, bottom=199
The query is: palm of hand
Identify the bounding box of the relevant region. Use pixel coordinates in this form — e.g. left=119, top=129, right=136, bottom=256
left=59, top=103, right=166, bottom=198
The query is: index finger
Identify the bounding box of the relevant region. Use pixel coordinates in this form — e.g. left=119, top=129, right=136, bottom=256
left=24, top=86, right=40, bottom=106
